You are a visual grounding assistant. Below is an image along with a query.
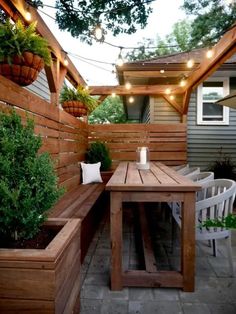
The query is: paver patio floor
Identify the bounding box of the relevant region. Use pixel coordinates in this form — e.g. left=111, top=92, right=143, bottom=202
left=80, top=203, right=236, bottom=314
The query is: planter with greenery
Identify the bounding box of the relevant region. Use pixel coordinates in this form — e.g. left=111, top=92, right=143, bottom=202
left=0, top=111, right=81, bottom=313
left=0, top=19, right=51, bottom=86
left=86, top=141, right=113, bottom=183
left=60, top=85, right=98, bottom=117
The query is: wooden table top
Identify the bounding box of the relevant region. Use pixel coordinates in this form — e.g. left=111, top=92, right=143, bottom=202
left=106, top=162, right=201, bottom=192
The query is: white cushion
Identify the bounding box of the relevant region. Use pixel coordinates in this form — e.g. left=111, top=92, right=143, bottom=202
left=81, top=162, right=103, bottom=184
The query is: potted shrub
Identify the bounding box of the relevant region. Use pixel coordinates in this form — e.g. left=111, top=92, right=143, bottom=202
left=0, top=19, right=51, bottom=86
left=86, top=141, right=113, bottom=183
left=60, top=85, right=98, bottom=117
left=0, top=111, right=81, bottom=313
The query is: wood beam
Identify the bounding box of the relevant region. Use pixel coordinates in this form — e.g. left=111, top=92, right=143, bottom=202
left=98, top=95, right=107, bottom=103
left=90, top=85, right=183, bottom=95
left=184, top=24, right=236, bottom=92
left=162, top=95, right=183, bottom=115
left=182, top=89, right=192, bottom=115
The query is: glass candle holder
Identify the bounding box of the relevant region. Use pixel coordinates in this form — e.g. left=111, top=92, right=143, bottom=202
left=136, top=147, right=150, bottom=170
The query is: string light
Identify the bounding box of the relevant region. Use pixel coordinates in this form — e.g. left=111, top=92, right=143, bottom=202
left=125, top=82, right=132, bottom=90
left=116, top=48, right=124, bottom=67
left=63, top=57, right=69, bottom=66
left=25, top=6, right=32, bottom=21
left=160, top=69, right=165, bottom=74
left=169, top=95, right=175, bottom=100
left=128, top=96, right=134, bottom=103
left=187, top=58, right=194, bottom=68
left=206, top=48, right=214, bottom=59
left=111, top=92, right=116, bottom=97
left=180, top=76, right=187, bottom=87
left=93, top=24, right=105, bottom=42
left=85, top=85, right=89, bottom=90
left=165, top=88, right=171, bottom=95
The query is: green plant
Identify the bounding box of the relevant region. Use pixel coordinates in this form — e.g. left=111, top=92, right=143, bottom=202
left=0, top=111, right=63, bottom=241
left=208, top=148, right=236, bottom=180
left=86, top=142, right=112, bottom=171
left=0, top=19, right=51, bottom=65
left=60, top=85, right=98, bottom=113
left=202, top=214, right=236, bottom=229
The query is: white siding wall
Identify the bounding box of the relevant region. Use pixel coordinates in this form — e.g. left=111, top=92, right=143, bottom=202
left=25, top=69, right=50, bottom=102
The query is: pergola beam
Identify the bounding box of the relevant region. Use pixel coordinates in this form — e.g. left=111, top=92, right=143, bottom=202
left=184, top=24, right=236, bottom=92
left=90, top=85, right=184, bottom=95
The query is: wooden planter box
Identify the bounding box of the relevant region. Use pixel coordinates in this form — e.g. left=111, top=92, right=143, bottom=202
left=0, top=218, right=81, bottom=314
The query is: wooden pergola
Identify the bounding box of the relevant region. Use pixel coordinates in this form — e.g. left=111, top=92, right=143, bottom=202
left=1, top=0, right=236, bottom=121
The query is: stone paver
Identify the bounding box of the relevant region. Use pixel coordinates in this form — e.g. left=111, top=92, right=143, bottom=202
left=80, top=206, right=236, bottom=314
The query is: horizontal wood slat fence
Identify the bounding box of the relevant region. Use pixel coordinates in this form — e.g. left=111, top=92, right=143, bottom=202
left=0, top=75, right=88, bottom=191
left=88, top=124, right=187, bottom=169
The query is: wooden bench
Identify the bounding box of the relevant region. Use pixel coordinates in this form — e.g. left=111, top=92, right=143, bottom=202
left=49, top=183, right=106, bottom=262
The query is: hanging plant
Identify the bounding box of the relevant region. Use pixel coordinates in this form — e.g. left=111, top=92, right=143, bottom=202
left=0, top=19, right=51, bottom=86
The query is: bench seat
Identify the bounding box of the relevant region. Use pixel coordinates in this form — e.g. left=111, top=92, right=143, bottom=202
left=49, top=183, right=106, bottom=262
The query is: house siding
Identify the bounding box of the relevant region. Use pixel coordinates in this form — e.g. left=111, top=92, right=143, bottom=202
left=150, top=96, right=181, bottom=123
left=187, top=78, right=236, bottom=170
left=25, top=69, right=50, bottom=102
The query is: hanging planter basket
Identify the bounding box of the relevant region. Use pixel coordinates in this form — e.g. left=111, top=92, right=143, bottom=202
left=0, top=51, right=44, bottom=86
left=62, top=100, right=88, bottom=117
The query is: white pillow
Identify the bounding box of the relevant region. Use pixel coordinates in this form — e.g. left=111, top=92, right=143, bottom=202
left=81, top=162, right=103, bottom=184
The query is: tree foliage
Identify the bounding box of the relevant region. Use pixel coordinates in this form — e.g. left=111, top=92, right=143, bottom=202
left=126, top=20, right=192, bottom=61
left=182, top=0, right=236, bottom=47
left=88, top=96, right=126, bottom=124
left=31, top=0, right=153, bottom=44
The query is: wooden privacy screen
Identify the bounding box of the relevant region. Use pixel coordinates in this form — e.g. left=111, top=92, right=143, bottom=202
left=0, top=75, right=88, bottom=191
left=89, top=124, right=187, bottom=169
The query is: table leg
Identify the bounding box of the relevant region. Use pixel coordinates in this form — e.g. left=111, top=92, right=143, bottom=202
left=181, top=192, right=196, bottom=292
left=110, top=192, right=123, bottom=290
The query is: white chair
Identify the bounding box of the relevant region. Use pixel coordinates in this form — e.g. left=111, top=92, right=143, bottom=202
left=178, top=166, right=200, bottom=176
left=187, top=171, right=214, bottom=183
left=173, top=179, right=236, bottom=276
left=172, top=164, right=189, bottom=171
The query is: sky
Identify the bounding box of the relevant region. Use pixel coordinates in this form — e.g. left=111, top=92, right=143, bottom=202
left=39, top=0, right=186, bottom=85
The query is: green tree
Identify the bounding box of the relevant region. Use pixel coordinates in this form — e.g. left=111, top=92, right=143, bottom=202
left=88, top=96, right=126, bottom=124
left=31, top=0, right=153, bottom=44
left=182, top=0, right=236, bottom=47
left=126, top=20, right=192, bottom=61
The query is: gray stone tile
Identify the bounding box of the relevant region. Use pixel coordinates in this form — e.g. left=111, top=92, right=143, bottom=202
left=80, top=298, right=102, bottom=314
left=152, top=288, right=180, bottom=301
left=195, top=257, right=216, bottom=277
left=101, top=299, right=128, bottom=314
left=207, top=256, right=234, bottom=277
left=207, top=303, right=236, bottom=314
left=102, top=286, right=129, bottom=300
left=179, top=277, right=233, bottom=304
left=129, top=301, right=183, bottom=314
left=129, top=287, right=154, bottom=301
left=182, top=303, right=210, bottom=314
left=87, top=255, right=110, bottom=274
left=83, top=273, right=110, bottom=286
left=80, top=284, right=105, bottom=299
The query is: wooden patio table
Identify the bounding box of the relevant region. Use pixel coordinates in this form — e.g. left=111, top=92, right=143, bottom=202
left=106, top=161, right=201, bottom=292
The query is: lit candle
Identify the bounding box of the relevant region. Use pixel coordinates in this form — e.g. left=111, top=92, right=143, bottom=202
left=140, top=147, right=147, bottom=164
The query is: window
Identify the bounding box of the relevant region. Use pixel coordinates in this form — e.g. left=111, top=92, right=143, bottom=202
left=197, top=78, right=229, bottom=125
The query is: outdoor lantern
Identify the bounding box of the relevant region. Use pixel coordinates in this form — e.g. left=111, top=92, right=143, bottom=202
left=136, top=147, right=150, bottom=170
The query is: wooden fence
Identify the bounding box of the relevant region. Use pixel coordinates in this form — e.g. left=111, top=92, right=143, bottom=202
left=0, top=75, right=88, bottom=191
left=88, top=124, right=187, bottom=169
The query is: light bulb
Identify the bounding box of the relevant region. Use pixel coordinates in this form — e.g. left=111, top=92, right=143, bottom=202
left=170, top=95, right=175, bottom=100
left=63, top=58, right=69, bottom=66
left=187, top=59, right=194, bottom=68
left=125, top=82, right=131, bottom=90
left=160, top=69, right=165, bottom=74
left=180, top=78, right=187, bottom=87
left=85, top=85, right=89, bottom=90
left=25, top=11, right=31, bottom=21
left=165, top=88, right=171, bottom=95
left=129, top=96, right=134, bottom=103
left=111, top=92, right=116, bottom=98
left=116, top=55, right=124, bottom=67
left=206, top=49, right=213, bottom=59
left=94, top=25, right=103, bottom=41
